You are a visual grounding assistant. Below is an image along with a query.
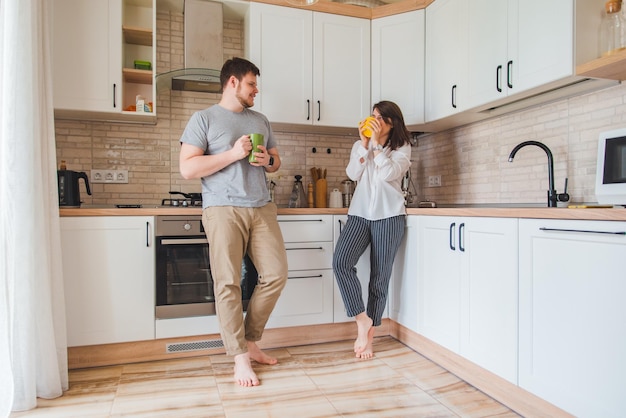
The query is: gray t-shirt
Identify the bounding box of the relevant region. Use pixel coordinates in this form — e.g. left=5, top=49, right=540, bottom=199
left=180, top=105, right=276, bottom=208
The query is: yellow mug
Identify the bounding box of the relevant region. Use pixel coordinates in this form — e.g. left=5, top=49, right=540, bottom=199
left=361, top=116, right=376, bottom=138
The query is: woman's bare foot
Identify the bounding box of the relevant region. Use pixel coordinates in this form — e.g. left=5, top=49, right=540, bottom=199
left=233, top=353, right=259, bottom=387
left=247, top=341, right=278, bottom=365
left=356, top=326, right=375, bottom=359
left=354, top=313, right=373, bottom=355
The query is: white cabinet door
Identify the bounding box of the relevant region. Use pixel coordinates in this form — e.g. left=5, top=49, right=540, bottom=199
left=459, top=217, right=518, bottom=384
left=419, top=216, right=462, bottom=351
left=247, top=4, right=369, bottom=127
left=313, top=12, right=370, bottom=127
left=419, top=216, right=518, bottom=383
left=52, top=0, right=122, bottom=113
left=513, top=0, right=573, bottom=93
left=371, top=10, right=425, bottom=125
left=389, top=216, right=420, bottom=332
left=466, top=0, right=510, bottom=108
left=61, top=216, right=155, bottom=346
left=466, top=0, right=574, bottom=110
left=519, top=219, right=626, bottom=417
left=247, top=3, right=313, bottom=124
left=425, top=0, right=468, bottom=122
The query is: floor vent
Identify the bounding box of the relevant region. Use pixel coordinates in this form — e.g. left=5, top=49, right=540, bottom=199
left=166, top=339, right=224, bottom=353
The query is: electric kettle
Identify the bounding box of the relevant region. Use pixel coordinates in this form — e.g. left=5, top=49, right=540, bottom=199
left=57, top=170, right=91, bottom=207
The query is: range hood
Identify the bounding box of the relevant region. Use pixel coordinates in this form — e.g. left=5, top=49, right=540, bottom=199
left=156, top=0, right=223, bottom=93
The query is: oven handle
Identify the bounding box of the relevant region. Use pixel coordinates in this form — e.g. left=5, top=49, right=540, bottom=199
left=160, top=238, right=208, bottom=245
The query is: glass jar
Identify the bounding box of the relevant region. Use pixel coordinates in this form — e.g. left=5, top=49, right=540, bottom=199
left=600, top=0, right=626, bottom=57
left=288, top=175, right=307, bottom=208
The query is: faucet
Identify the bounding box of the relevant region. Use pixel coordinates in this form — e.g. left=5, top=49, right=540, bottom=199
left=508, top=140, right=569, bottom=207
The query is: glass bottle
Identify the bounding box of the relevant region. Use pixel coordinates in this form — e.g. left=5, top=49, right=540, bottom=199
left=600, top=0, right=626, bottom=57
left=288, top=175, right=307, bottom=208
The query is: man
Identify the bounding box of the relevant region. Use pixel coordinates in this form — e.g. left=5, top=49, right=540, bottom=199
left=179, top=57, right=288, bottom=387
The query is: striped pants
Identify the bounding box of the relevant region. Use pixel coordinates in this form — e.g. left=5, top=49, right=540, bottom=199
left=332, top=215, right=406, bottom=326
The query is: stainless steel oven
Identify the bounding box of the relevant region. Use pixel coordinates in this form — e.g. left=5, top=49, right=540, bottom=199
left=155, top=215, right=258, bottom=319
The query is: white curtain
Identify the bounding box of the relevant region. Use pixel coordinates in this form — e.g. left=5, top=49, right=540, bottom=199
left=0, top=0, right=68, bottom=414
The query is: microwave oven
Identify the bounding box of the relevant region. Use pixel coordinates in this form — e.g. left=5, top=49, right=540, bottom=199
left=596, top=128, right=626, bottom=206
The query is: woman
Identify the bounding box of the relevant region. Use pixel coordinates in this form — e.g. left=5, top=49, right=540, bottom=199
left=333, top=101, right=412, bottom=359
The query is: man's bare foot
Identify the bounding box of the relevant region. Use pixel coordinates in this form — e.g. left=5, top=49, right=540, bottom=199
left=354, top=313, right=373, bottom=355
left=247, top=341, right=278, bottom=365
left=356, top=326, right=375, bottom=359
left=233, top=352, right=259, bottom=387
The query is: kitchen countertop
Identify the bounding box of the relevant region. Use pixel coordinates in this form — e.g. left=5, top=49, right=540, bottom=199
left=59, top=205, right=626, bottom=221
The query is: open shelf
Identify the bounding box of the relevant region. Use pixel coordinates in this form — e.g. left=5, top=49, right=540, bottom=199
left=576, top=49, right=626, bottom=81
left=122, top=25, right=152, bottom=46
left=123, top=68, right=153, bottom=84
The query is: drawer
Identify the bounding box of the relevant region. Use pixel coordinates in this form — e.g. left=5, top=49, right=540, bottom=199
left=278, top=215, right=333, bottom=243
left=267, top=269, right=334, bottom=328
left=285, top=241, right=333, bottom=271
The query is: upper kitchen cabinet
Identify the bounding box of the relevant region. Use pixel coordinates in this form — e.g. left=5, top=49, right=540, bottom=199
left=246, top=3, right=370, bottom=128
left=52, top=0, right=156, bottom=123
left=372, top=10, right=425, bottom=126
left=466, top=0, right=574, bottom=109
left=424, top=0, right=615, bottom=131
left=425, top=0, right=468, bottom=122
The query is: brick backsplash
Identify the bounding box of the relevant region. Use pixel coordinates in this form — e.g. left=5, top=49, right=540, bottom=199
left=55, top=9, right=626, bottom=208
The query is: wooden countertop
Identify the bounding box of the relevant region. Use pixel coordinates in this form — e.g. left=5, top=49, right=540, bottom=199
left=59, top=206, right=626, bottom=221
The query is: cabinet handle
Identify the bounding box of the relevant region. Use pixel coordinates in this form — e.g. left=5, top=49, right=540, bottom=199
left=539, top=227, right=626, bottom=235
left=286, top=247, right=324, bottom=251
left=459, top=222, right=465, bottom=252
left=496, top=65, right=502, bottom=93
left=338, top=219, right=345, bottom=233
left=146, top=221, right=150, bottom=247
left=451, top=85, right=457, bottom=109
left=287, top=274, right=323, bottom=280
left=306, top=99, right=310, bottom=121
left=113, top=83, right=117, bottom=108
left=317, top=100, right=321, bottom=121
left=507, top=60, right=513, bottom=89
left=449, top=222, right=456, bottom=251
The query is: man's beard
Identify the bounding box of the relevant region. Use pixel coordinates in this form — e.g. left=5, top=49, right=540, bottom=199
left=235, top=85, right=253, bottom=108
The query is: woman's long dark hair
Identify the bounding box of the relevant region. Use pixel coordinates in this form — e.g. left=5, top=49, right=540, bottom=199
left=373, top=101, right=411, bottom=151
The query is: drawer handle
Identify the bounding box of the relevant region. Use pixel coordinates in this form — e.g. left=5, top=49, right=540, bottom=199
left=288, top=274, right=323, bottom=280
left=279, top=219, right=325, bottom=223
left=286, top=247, right=324, bottom=251
left=539, top=227, right=626, bottom=235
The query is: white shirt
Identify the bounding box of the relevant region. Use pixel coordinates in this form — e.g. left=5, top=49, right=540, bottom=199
left=346, top=140, right=411, bottom=221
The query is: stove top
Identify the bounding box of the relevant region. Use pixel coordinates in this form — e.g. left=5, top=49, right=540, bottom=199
left=160, top=198, right=202, bottom=208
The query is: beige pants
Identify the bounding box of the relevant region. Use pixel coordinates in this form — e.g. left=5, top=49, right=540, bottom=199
left=202, top=203, right=288, bottom=356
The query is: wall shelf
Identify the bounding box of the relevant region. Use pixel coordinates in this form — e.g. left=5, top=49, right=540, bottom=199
left=122, top=25, right=152, bottom=46
left=123, top=68, right=153, bottom=84
left=576, top=49, right=626, bottom=81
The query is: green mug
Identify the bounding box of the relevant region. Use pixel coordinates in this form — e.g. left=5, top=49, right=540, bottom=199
left=249, top=133, right=264, bottom=163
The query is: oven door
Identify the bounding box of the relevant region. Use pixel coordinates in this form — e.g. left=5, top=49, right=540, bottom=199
left=155, top=235, right=257, bottom=319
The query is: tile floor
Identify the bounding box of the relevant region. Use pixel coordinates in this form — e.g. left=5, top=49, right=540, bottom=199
left=10, top=337, right=521, bottom=417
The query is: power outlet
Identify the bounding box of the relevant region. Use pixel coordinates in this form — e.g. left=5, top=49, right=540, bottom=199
left=428, top=175, right=442, bottom=187
left=91, top=169, right=129, bottom=184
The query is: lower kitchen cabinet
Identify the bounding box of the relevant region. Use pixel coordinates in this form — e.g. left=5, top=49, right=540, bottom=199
left=419, top=216, right=518, bottom=383
left=518, top=219, right=626, bottom=417
left=60, top=216, right=155, bottom=346
left=267, top=215, right=334, bottom=327
left=389, top=215, right=420, bottom=332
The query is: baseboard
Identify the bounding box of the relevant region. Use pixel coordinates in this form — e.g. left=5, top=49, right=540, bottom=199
left=67, top=319, right=390, bottom=369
